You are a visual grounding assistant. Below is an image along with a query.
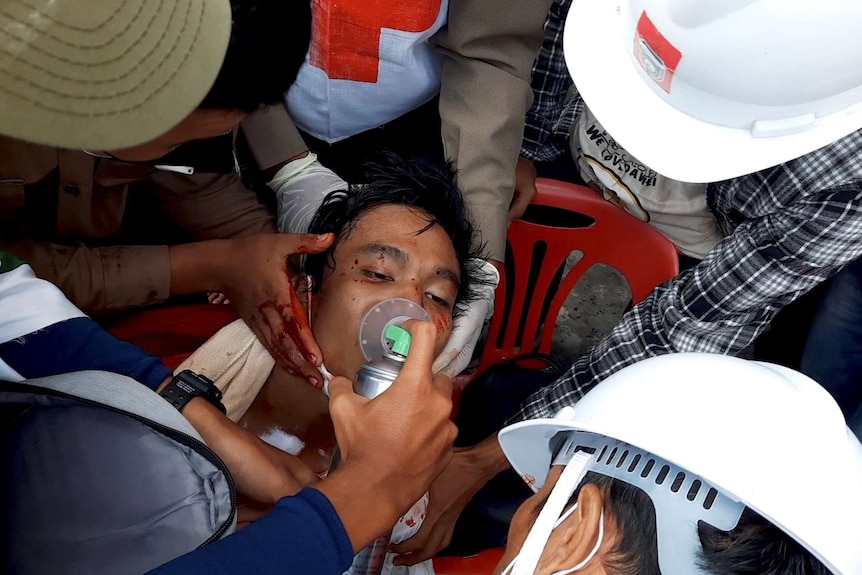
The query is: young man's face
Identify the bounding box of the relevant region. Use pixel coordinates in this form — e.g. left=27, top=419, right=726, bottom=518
left=311, top=204, right=461, bottom=378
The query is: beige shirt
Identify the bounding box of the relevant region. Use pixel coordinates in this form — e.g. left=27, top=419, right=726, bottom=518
left=0, top=133, right=276, bottom=314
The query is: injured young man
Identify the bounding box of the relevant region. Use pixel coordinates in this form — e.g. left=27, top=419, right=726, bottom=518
left=176, top=154, right=490, bottom=568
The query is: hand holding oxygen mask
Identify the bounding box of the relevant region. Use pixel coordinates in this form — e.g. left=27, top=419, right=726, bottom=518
left=322, top=317, right=457, bottom=556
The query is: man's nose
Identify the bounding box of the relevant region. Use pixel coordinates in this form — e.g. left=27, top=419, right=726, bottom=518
left=391, top=283, right=425, bottom=309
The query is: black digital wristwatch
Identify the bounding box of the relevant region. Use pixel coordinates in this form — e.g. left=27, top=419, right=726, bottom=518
left=159, top=370, right=226, bottom=414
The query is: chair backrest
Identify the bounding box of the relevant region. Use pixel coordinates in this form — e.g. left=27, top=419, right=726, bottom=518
left=476, top=178, right=679, bottom=374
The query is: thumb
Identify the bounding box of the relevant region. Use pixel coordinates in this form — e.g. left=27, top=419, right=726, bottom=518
left=326, top=376, right=357, bottom=410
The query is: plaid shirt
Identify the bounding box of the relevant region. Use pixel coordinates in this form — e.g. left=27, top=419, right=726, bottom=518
left=520, top=0, right=581, bottom=162
left=513, top=3, right=862, bottom=419
left=512, top=129, right=862, bottom=421
left=514, top=0, right=862, bottom=421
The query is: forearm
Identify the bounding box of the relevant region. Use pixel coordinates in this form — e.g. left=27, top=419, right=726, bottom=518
left=316, top=465, right=404, bottom=553
left=158, top=382, right=317, bottom=503
left=441, top=79, right=523, bottom=261
left=144, top=172, right=277, bottom=241
left=169, top=239, right=236, bottom=297
left=435, top=0, right=552, bottom=261
left=466, top=434, right=511, bottom=478
left=1, top=239, right=170, bottom=315
left=1, top=318, right=171, bottom=388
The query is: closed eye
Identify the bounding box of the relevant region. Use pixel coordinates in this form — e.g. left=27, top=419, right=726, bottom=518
left=426, top=292, right=452, bottom=310
left=363, top=269, right=393, bottom=282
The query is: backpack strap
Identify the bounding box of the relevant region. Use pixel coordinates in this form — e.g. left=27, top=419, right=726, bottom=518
left=1, top=370, right=202, bottom=441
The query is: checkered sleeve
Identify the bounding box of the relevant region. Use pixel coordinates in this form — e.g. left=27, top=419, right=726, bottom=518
left=511, top=172, right=862, bottom=421
left=521, top=0, right=575, bottom=162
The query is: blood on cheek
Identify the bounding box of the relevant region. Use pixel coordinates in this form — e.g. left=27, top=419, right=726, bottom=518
left=434, top=315, right=451, bottom=334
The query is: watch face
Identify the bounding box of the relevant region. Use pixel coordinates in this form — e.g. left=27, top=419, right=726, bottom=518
left=176, top=371, right=225, bottom=413
left=175, top=380, right=199, bottom=394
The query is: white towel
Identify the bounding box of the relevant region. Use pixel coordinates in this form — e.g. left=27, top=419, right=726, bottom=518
left=174, top=319, right=274, bottom=421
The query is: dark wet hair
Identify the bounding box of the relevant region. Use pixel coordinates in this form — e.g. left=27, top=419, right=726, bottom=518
left=199, top=0, right=311, bottom=111
left=698, top=508, right=830, bottom=575
left=304, top=153, right=489, bottom=318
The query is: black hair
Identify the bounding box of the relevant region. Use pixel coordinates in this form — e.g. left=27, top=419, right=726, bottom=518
left=542, top=473, right=661, bottom=575
left=698, top=508, right=831, bottom=575
left=199, top=0, right=311, bottom=112
left=541, top=474, right=829, bottom=575
left=304, top=153, right=489, bottom=318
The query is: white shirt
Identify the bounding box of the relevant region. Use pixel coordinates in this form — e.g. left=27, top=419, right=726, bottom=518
left=571, top=106, right=723, bottom=259
left=0, top=251, right=85, bottom=380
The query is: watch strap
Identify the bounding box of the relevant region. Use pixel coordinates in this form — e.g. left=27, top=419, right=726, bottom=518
left=160, top=370, right=226, bottom=414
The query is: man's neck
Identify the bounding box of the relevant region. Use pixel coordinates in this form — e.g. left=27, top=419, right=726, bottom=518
left=239, top=365, right=336, bottom=475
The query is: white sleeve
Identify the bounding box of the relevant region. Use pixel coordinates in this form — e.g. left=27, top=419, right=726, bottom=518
left=0, top=251, right=86, bottom=380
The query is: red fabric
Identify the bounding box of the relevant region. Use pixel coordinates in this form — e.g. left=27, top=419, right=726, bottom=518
left=103, top=304, right=238, bottom=371
left=310, top=0, right=443, bottom=82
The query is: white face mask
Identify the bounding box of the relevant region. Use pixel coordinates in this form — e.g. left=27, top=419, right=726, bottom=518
left=504, top=451, right=605, bottom=575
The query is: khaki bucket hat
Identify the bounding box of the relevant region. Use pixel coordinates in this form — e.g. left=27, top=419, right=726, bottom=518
left=0, top=0, right=231, bottom=150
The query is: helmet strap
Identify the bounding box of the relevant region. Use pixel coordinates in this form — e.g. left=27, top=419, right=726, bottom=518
left=511, top=450, right=594, bottom=575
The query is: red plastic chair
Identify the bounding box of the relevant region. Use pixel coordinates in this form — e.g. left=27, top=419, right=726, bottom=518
left=437, top=178, right=679, bottom=574
left=472, top=178, right=679, bottom=376
left=104, top=303, right=238, bottom=370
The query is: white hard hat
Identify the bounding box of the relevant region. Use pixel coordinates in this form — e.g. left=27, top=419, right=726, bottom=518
left=499, top=353, right=862, bottom=575
left=563, top=0, right=862, bottom=183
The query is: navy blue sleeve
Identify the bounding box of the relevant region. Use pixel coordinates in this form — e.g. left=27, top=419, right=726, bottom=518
left=0, top=317, right=171, bottom=389
left=148, top=488, right=354, bottom=575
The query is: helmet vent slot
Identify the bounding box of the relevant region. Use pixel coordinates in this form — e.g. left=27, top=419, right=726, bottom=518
left=616, top=449, right=630, bottom=469
left=641, top=458, right=656, bottom=478
left=628, top=453, right=642, bottom=473
left=596, top=444, right=608, bottom=463
left=670, top=472, right=686, bottom=493
left=687, top=479, right=703, bottom=502
left=655, top=465, right=671, bottom=485
left=703, top=487, right=718, bottom=510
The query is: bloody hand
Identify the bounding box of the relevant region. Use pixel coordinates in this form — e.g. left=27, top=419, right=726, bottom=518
left=218, top=233, right=334, bottom=386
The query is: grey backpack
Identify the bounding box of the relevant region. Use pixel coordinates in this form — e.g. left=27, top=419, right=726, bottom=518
left=0, top=371, right=236, bottom=574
